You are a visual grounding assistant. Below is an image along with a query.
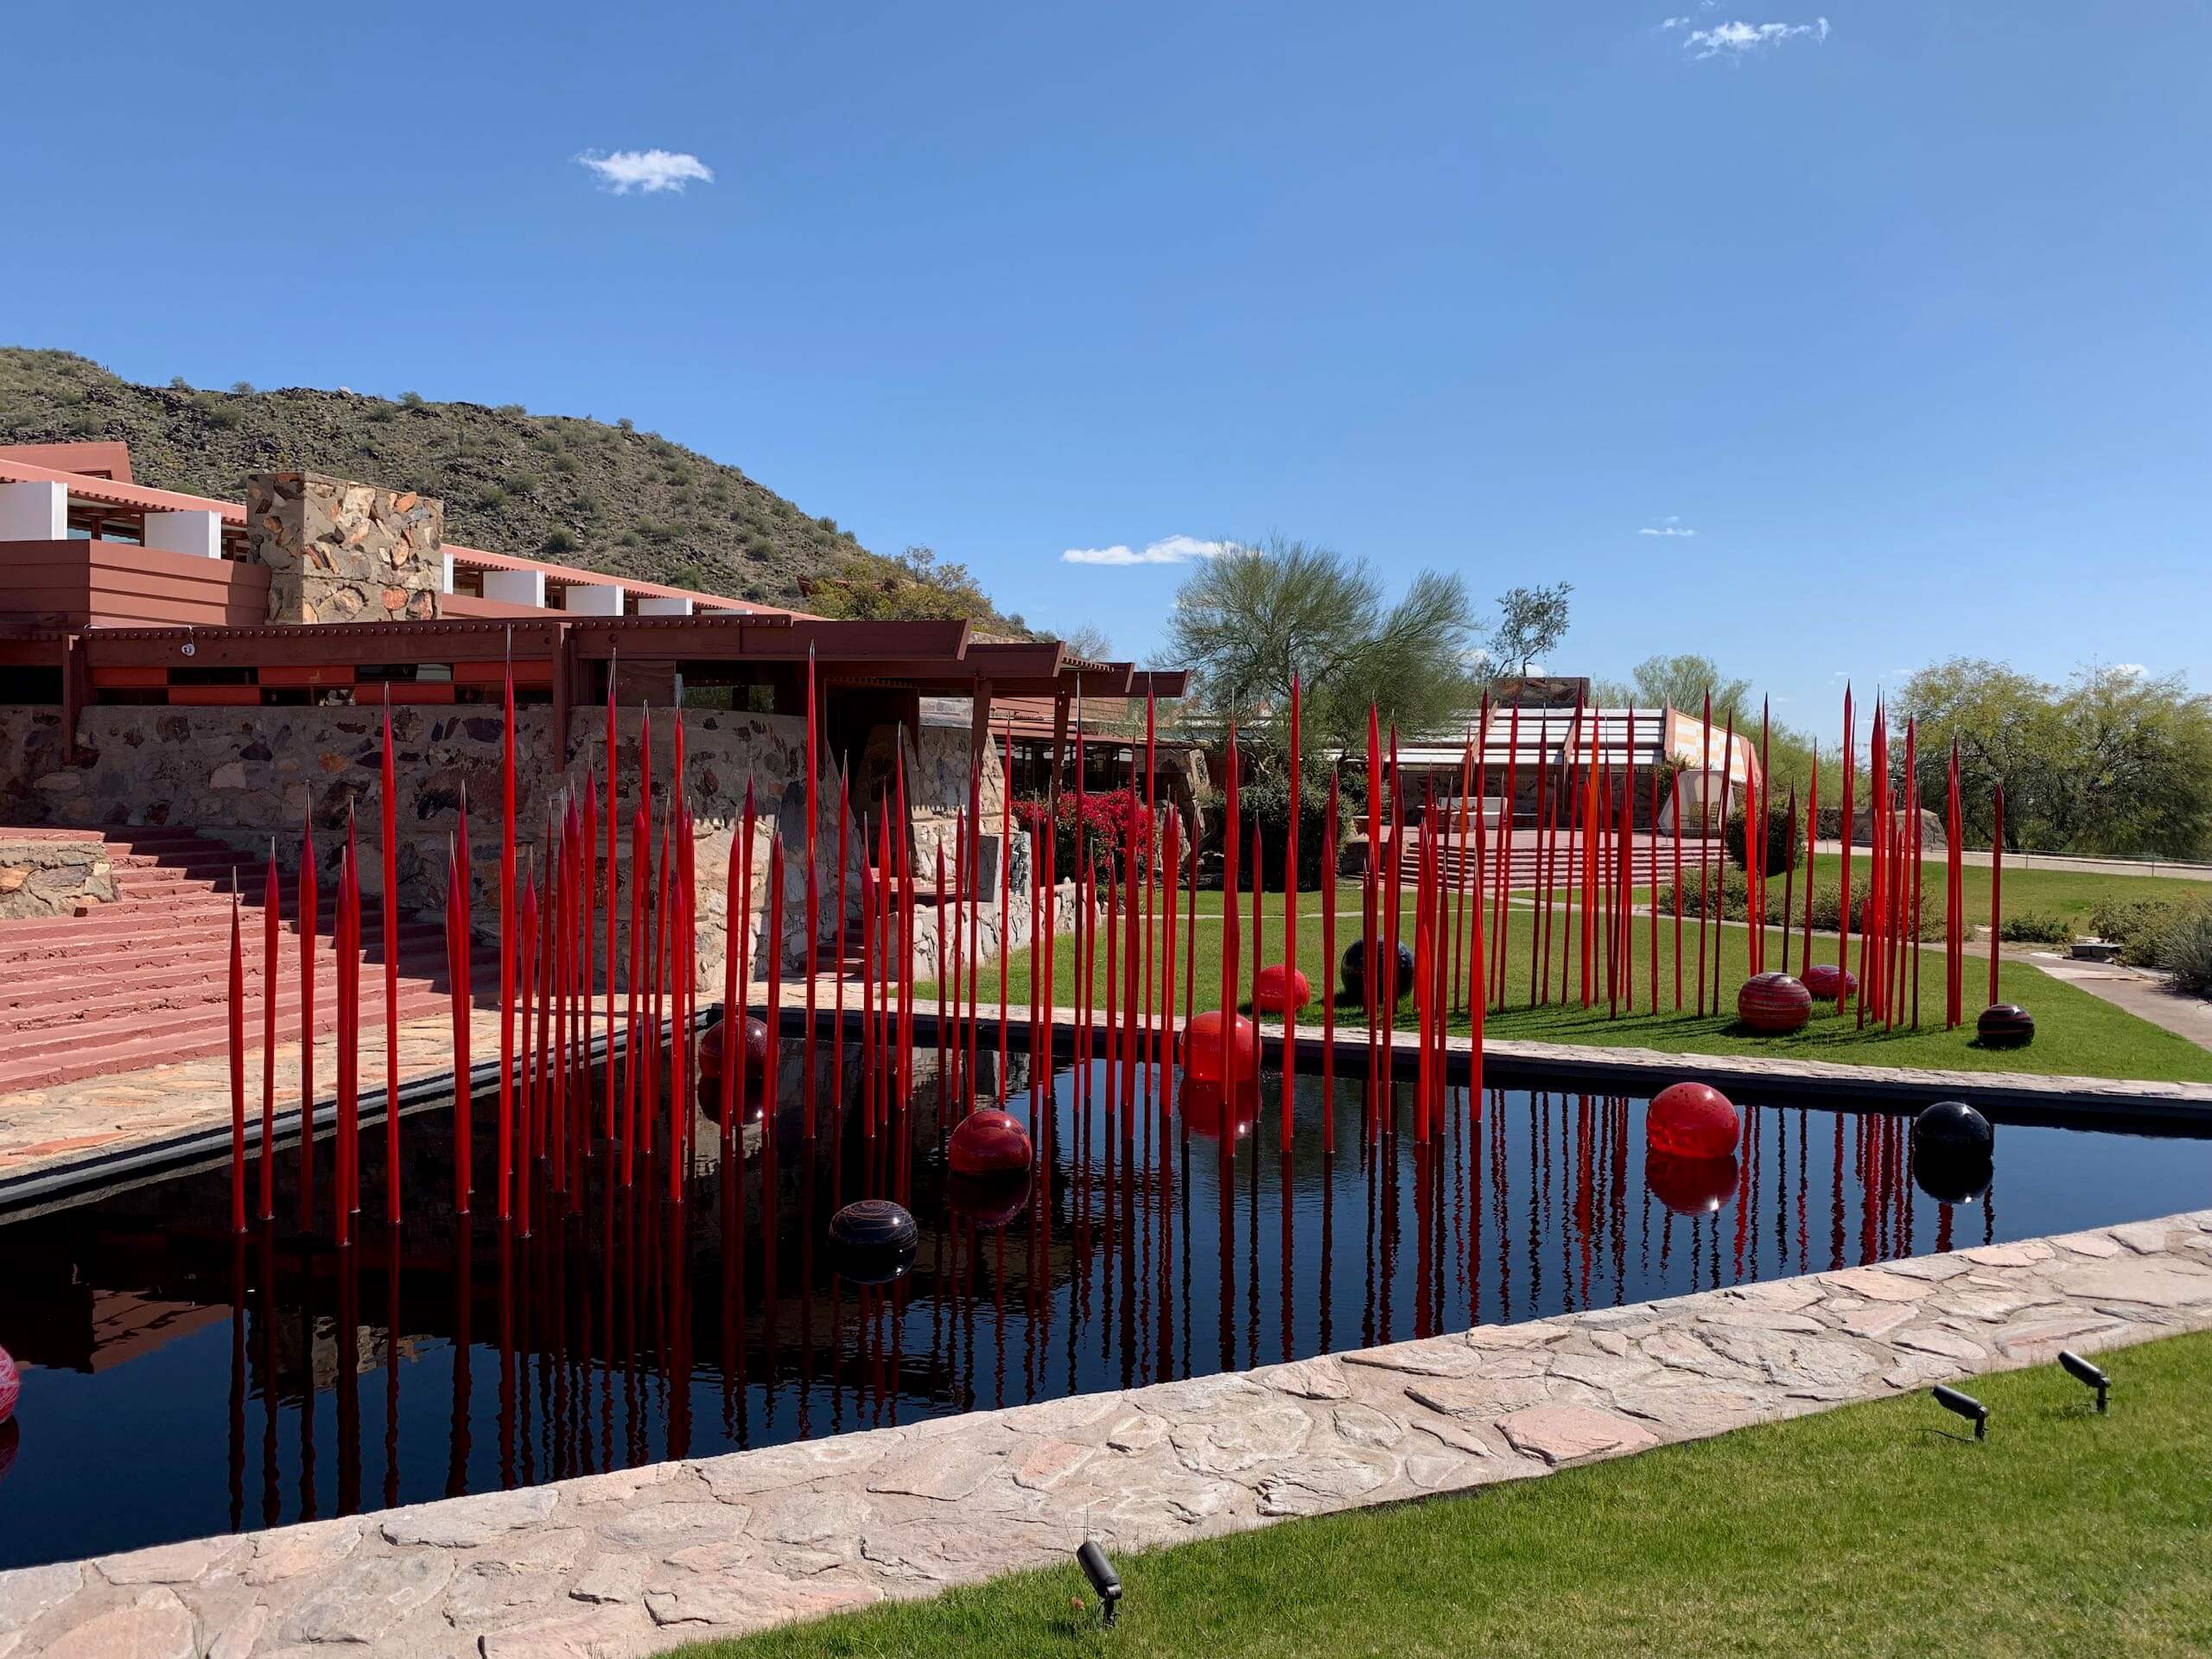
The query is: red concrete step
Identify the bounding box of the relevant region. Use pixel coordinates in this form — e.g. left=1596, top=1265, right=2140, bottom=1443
left=0, top=987, right=467, bottom=1096
left=0, top=947, right=498, bottom=1035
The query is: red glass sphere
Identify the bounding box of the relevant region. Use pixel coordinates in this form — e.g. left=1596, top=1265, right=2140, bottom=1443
left=1737, top=972, right=1812, bottom=1033
left=1647, top=1081, right=1740, bottom=1160
left=1802, top=963, right=1857, bottom=1000
left=1179, top=1075, right=1259, bottom=1139
left=1253, top=963, right=1313, bottom=1014
left=948, top=1108, right=1033, bottom=1176
left=1181, top=1011, right=1258, bottom=1082
left=1645, top=1151, right=1740, bottom=1216
left=697, top=1014, right=770, bottom=1082
left=0, top=1345, right=17, bottom=1426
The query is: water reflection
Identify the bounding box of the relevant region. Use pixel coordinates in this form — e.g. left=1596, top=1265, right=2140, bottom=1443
left=0, top=1044, right=2207, bottom=1570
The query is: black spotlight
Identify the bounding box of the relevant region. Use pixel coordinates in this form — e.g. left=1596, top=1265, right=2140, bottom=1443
left=1931, top=1384, right=1987, bottom=1440
left=2059, top=1350, right=2111, bottom=1414
left=1077, top=1540, right=1122, bottom=1627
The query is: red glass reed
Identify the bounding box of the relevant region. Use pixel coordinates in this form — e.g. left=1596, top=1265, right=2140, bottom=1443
left=1280, top=678, right=1300, bottom=1151
left=380, top=696, right=401, bottom=1225
left=229, top=882, right=245, bottom=1234
left=297, top=810, right=317, bottom=1230
left=260, top=847, right=278, bottom=1222
left=1988, top=785, right=2005, bottom=1009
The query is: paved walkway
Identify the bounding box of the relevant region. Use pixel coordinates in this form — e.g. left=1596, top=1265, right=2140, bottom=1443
left=3, top=1208, right=2205, bottom=1657
left=2027, top=953, right=2212, bottom=1055
left=1812, top=840, right=2212, bottom=881
left=0, top=1008, right=505, bottom=1185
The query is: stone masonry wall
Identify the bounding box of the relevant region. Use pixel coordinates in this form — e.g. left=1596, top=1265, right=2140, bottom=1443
left=245, top=471, right=443, bottom=625
left=0, top=837, right=116, bottom=918
left=0, top=702, right=1051, bottom=988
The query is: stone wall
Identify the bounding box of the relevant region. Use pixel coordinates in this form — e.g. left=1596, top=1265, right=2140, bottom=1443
left=245, top=471, right=443, bottom=624
left=0, top=702, right=1051, bottom=988
left=0, top=836, right=115, bottom=918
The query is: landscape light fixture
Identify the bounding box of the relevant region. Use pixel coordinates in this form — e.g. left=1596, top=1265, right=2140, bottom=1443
left=1077, top=1540, right=1122, bottom=1626
left=1931, top=1384, right=1987, bottom=1440
left=2058, top=1351, right=2111, bottom=1413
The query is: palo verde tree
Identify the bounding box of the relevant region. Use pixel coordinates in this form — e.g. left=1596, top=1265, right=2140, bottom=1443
left=1165, top=535, right=1479, bottom=759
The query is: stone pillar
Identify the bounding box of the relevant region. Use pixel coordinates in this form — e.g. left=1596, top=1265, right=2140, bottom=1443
left=245, top=471, right=443, bottom=624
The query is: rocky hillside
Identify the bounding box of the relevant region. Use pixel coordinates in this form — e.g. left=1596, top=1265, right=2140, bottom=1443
left=0, top=346, right=1027, bottom=630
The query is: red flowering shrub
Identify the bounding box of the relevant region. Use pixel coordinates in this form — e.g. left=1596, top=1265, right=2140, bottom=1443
left=1013, top=789, right=1156, bottom=878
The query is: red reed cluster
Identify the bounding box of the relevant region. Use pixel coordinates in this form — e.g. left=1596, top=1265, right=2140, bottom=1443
left=219, top=667, right=2008, bottom=1241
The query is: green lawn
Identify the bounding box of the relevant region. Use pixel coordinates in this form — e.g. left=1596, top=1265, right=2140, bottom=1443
left=925, top=888, right=2212, bottom=1083
left=677, top=1330, right=2212, bottom=1659
left=1804, top=853, right=2207, bottom=935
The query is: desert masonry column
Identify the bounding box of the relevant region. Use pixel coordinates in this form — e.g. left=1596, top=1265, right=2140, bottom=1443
left=244, top=471, right=444, bottom=623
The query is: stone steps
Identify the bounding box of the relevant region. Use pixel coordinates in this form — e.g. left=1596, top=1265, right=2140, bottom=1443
left=0, top=824, right=495, bottom=1095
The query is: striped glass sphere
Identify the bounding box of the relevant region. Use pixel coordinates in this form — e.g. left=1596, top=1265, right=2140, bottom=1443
left=1977, top=1003, right=2036, bottom=1049
left=1737, top=972, right=1812, bottom=1033
left=1802, top=963, right=1858, bottom=1000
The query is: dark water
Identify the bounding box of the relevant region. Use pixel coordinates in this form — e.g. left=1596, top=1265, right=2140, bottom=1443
left=0, top=1041, right=2207, bottom=1571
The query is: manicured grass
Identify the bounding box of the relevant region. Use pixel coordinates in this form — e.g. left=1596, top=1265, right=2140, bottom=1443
left=1805, top=853, right=2207, bottom=935
left=922, top=888, right=2212, bottom=1083
left=677, top=1330, right=2212, bottom=1658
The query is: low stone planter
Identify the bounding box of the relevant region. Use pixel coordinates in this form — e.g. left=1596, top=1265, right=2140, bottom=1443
left=0, top=838, right=116, bottom=919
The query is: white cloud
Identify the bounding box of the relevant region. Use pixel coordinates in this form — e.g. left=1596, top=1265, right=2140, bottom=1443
left=1060, top=535, right=1244, bottom=567
left=1639, top=515, right=1697, bottom=537
left=1672, top=16, right=1829, bottom=59
left=2112, top=662, right=2149, bottom=678
left=575, top=149, right=715, bottom=194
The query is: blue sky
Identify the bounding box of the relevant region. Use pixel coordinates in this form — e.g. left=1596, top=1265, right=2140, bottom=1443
left=6, top=2, right=2207, bottom=738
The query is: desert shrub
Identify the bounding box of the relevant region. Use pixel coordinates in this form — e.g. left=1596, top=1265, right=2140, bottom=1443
left=1723, top=808, right=1800, bottom=872
left=1236, top=768, right=1338, bottom=887
left=542, top=528, right=581, bottom=556
left=2092, top=891, right=2212, bottom=966
left=1656, top=868, right=1928, bottom=940
left=1998, top=911, right=2071, bottom=944
left=400, top=390, right=425, bottom=407
left=2156, top=914, right=2212, bottom=996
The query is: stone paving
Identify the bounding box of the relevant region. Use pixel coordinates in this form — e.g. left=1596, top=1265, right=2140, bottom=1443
left=0, top=1008, right=508, bottom=1184
left=4, top=1207, right=2207, bottom=1658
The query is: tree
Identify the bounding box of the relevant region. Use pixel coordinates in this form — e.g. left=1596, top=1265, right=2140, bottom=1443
left=1164, top=535, right=1479, bottom=760
left=2055, top=667, right=2212, bottom=857
left=1060, top=623, right=1115, bottom=663
left=1897, top=658, right=2072, bottom=850
left=1487, top=582, right=1573, bottom=676
left=1628, top=653, right=1754, bottom=726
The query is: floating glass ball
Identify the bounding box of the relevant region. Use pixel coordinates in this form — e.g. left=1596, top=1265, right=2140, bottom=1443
left=1646, top=1081, right=1740, bottom=1160
left=1977, top=1003, right=2035, bottom=1049
left=697, top=1014, right=770, bottom=1082
left=829, top=1199, right=918, bottom=1285
left=1340, top=938, right=1416, bottom=1003
left=1645, top=1151, right=1739, bottom=1217
left=948, top=1108, right=1032, bottom=1177
left=1253, top=963, right=1313, bottom=1014
left=1737, top=972, right=1812, bottom=1033
left=1179, top=1075, right=1259, bottom=1140
left=946, top=1167, right=1031, bottom=1228
left=1181, top=1011, right=1258, bottom=1082
left=1802, top=963, right=1857, bottom=1000
left=0, top=1345, right=16, bottom=1427
left=1912, top=1100, right=1993, bottom=1158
